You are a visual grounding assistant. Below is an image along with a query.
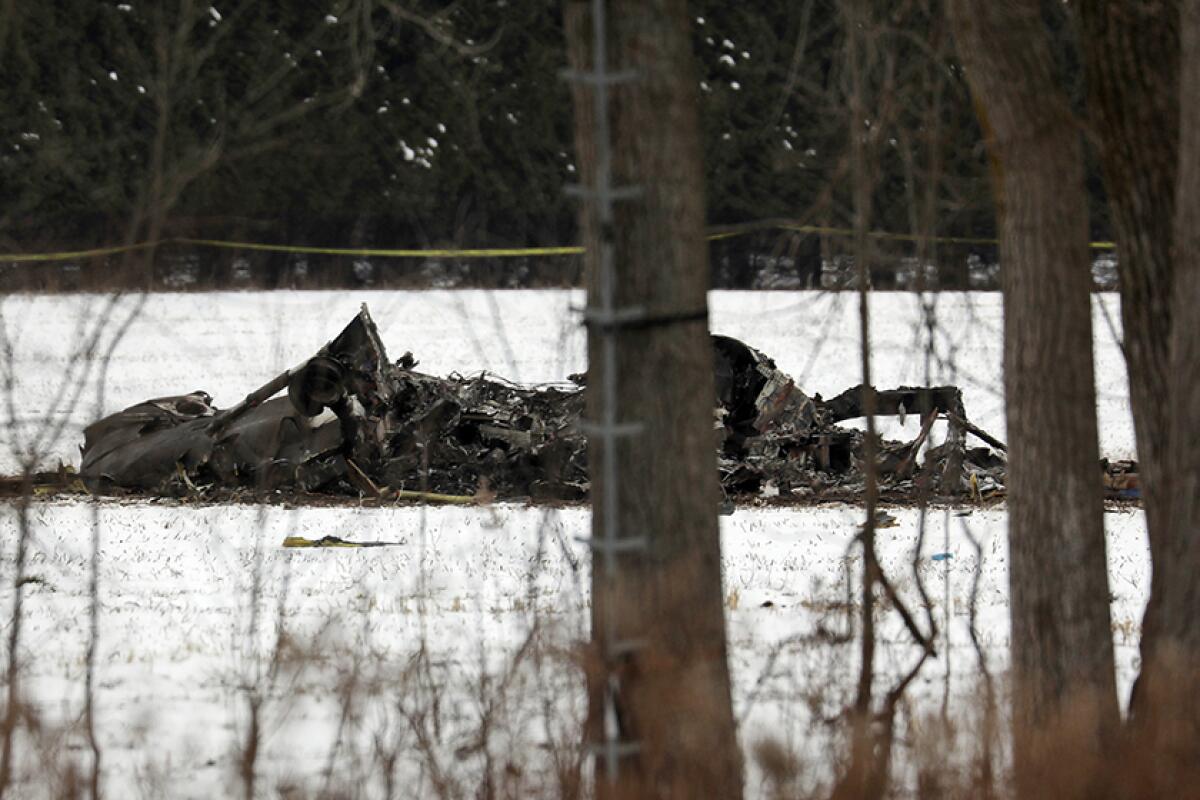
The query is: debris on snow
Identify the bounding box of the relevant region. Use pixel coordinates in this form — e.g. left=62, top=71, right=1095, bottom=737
left=76, top=305, right=1019, bottom=504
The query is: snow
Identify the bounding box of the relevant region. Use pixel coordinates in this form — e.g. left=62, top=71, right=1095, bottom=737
left=1, top=500, right=1149, bottom=797
left=0, top=289, right=1146, bottom=796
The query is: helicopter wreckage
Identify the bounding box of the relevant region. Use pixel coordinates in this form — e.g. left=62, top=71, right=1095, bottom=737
left=78, top=305, right=1016, bottom=505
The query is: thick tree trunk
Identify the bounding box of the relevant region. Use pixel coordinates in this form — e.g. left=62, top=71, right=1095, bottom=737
left=1126, top=0, right=1200, bottom=789
left=565, top=2, right=742, bottom=799
left=946, top=3, right=1119, bottom=797
left=1075, top=1, right=1181, bottom=721
left=1077, top=2, right=1200, bottom=783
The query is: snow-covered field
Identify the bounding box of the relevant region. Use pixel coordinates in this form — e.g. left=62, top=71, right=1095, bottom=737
left=0, top=290, right=1146, bottom=797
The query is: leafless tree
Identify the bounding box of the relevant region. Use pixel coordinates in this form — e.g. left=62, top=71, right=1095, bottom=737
left=1113, top=0, right=1200, bottom=789
left=566, top=1, right=742, bottom=797
left=1069, top=1, right=1200, bottom=785
left=946, top=3, right=1120, bottom=797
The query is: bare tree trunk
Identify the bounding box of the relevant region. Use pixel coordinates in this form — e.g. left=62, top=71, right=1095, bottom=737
left=946, top=3, right=1119, bottom=797
left=566, top=2, right=742, bottom=798
left=1075, top=3, right=1182, bottom=726
left=1124, top=0, right=1200, bottom=789
left=1076, top=2, right=1200, bottom=783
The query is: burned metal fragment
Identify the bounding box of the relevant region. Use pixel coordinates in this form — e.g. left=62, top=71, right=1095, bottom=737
left=78, top=304, right=1009, bottom=503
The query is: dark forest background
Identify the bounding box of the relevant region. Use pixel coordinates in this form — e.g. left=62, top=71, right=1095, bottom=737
left=0, top=1, right=1112, bottom=290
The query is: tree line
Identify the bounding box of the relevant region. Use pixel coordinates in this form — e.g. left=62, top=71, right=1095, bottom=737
left=0, top=0, right=1115, bottom=290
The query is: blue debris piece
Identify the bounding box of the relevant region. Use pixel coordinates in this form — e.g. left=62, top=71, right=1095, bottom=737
left=931, top=552, right=953, bottom=562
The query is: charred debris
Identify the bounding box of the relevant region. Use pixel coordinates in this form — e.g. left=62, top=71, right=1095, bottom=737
left=78, top=305, right=1018, bottom=506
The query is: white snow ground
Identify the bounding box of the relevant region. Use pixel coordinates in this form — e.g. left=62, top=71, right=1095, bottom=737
left=0, top=290, right=1146, bottom=798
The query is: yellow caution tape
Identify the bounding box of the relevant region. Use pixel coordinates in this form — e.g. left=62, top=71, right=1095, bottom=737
left=3, top=241, right=162, bottom=263
left=174, top=237, right=584, bottom=258
left=0, top=238, right=583, bottom=263
left=783, top=225, right=1002, bottom=247
left=712, top=223, right=1116, bottom=250
left=1, top=226, right=1117, bottom=265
